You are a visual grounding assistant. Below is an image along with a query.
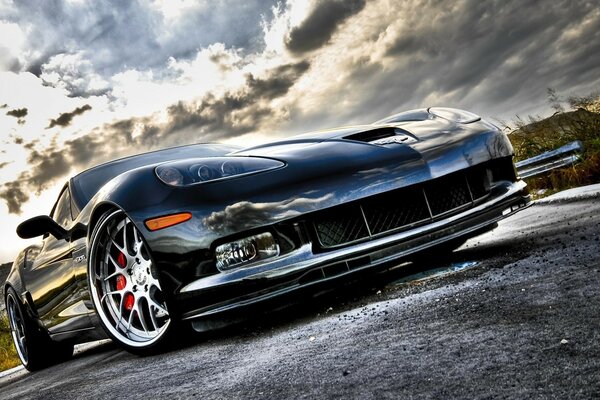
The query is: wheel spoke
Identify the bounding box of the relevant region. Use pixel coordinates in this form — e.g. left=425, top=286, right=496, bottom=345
left=107, top=252, right=123, bottom=270
left=148, top=297, right=168, bottom=315
left=7, top=308, right=17, bottom=332
left=136, top=304, right=150, bottom=334
left=148, top=275, right=162, bottom=291
left=127, top=308, right=135, bottom=329
left=6, top=296, right=28, bottom=362
left=116, top=304, right=124, bottom=331
left=148, top=305, right=159, bottom=331
left=103, top=269, right=121, bottom=282
left=122, top=218, right=129, bottom=253
left=110, top=236, right=124, bottom=253
left=133, top=227, right=141, bottom=247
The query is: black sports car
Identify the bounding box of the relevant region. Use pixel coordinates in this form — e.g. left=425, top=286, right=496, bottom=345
left=4, top=108, right=530, bottom=370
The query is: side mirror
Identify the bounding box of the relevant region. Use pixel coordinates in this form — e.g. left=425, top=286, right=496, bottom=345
left=16, top=216, right=67, bottom=240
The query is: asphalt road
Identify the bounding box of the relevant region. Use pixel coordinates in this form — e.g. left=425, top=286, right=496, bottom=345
left=1, top=189, right=599, bottom=399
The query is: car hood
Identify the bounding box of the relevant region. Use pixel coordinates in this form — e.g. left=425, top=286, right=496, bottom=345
left=233, top=116, right=509, bottom=181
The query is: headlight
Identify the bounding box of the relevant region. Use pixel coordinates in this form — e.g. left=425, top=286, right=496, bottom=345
left=428, top=107, right=481, bottom=124
left=156, top=157, right=285, bottom=186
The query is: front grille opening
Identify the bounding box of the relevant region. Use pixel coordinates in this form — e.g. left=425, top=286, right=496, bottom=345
left=314, top=204, right=369, bottom=248
left=424, top=173, right=471, bottom=216
left=491, top=158, right=517, bottom=182
left=466, top=166, right=490, bottom=200
left=309, top=158, right=516, bottom=250
left=362, top=187, right=429, bottom=234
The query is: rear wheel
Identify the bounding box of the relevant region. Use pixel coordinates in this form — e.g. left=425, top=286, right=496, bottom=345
left=5, top=287, right=73, bottom=371
left=88, top=209, right=174, bottom=354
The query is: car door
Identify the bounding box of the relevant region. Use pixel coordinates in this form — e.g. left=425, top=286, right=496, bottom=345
left=22, top=185, right=92, bottom=333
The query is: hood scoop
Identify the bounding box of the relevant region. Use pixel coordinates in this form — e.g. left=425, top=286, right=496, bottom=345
left=344, top=127, right=418, bottom=145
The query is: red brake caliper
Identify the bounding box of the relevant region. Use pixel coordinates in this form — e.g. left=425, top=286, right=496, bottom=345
left=115, top=252, right=127, bottom=291
left=117, top=251, right=127, bottom=268
left=116, top=275, right=126, bottom=290
left=123, top=293, right=135, bottom=311
left=116, top=251, right=134, bottom=310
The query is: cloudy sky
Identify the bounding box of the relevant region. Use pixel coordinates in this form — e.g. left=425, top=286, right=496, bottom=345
left=1, top=0, right=599, bottom=262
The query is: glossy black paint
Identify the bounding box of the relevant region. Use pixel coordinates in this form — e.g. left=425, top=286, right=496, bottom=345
left=16, top=216, right=67, bottom=240
left=4, top=108, right=529, bottom=344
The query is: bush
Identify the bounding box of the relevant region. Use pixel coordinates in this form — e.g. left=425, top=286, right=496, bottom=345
left=505, top=89, right=600, bottom=195
left=0, top=314, right=20, bottom=371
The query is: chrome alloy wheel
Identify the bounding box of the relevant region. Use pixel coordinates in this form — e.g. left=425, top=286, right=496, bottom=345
left=6, top=292, right=28, bottom=365
left=89, top=210, right=170, bottom=348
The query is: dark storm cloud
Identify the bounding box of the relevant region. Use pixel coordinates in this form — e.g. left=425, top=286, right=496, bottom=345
left=154, top=61, right=310, bottom=145
left=293, top=0, right=600, bottom=128
left=0, top=130, right=132, bottom=214
left=14, top=1, right=161, bottom=82
left=0, top=181, right=29, bottom=214
left=6, top=108, right=28, bottom=119
left=26, top=147, right=71, bottom=188
left=47, top=104, right=92, bottom=128
left=6, top=0, right=279, bottom=97
left=25, top=52, right=55, bottom=77
left=286, top=0, right=366, bottom=53
left=247, top=61, right=310, bottom=98
left=0, top=61, right=310, bottom=213
left=158, top=1, right=280, bottom=54
left=5, top=108, right=28, bottom=125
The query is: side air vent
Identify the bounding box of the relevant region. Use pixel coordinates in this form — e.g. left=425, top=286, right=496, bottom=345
left=345, top=128, right=417, bottom=145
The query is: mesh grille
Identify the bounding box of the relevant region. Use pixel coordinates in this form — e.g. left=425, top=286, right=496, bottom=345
left=362, top=188, right=430, bottom=234
left=314, top=204, right=369, bottom=247
left=310, top=159, right=515, bottom=249
left=466, top=166, right=490, bottom=200
left=424, top=174, right=471, bottom=216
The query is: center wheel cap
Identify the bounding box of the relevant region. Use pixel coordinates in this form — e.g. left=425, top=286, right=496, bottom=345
left=133, top=264, right=147, bottom=285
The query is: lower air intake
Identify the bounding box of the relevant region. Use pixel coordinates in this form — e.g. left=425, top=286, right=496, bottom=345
left=310, top=158, right=514, bottom=249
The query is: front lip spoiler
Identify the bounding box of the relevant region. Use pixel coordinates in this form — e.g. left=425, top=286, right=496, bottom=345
left=179, top=180, right=530, bottom=320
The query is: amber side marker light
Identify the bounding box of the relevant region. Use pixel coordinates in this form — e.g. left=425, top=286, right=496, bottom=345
left=145, top=212, right=192, bottom=231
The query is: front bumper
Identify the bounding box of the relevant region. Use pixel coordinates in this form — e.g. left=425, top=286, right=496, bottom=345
left=176, top=179, right=530, bottom=321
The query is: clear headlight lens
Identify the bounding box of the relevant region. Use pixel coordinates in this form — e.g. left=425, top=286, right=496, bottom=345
left=428, top=107, right=481, bottom=124
left=215, top=232, right=280, bottom=271
left=156, top=157, right=284, bottom=186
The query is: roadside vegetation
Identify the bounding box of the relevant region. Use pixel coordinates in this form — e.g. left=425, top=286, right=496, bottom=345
left=0, top=314, right=20, bottom=371
left=503, top=89, right=600, bottom=196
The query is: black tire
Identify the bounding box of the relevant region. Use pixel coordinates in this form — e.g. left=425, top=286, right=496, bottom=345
left=5, top=287, right=74, bottom=371
left=88, top=209, right=177, bottom=355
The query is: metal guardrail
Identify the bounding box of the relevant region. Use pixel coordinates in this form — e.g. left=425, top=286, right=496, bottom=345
left=516, top=140, right=584, bottom=179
